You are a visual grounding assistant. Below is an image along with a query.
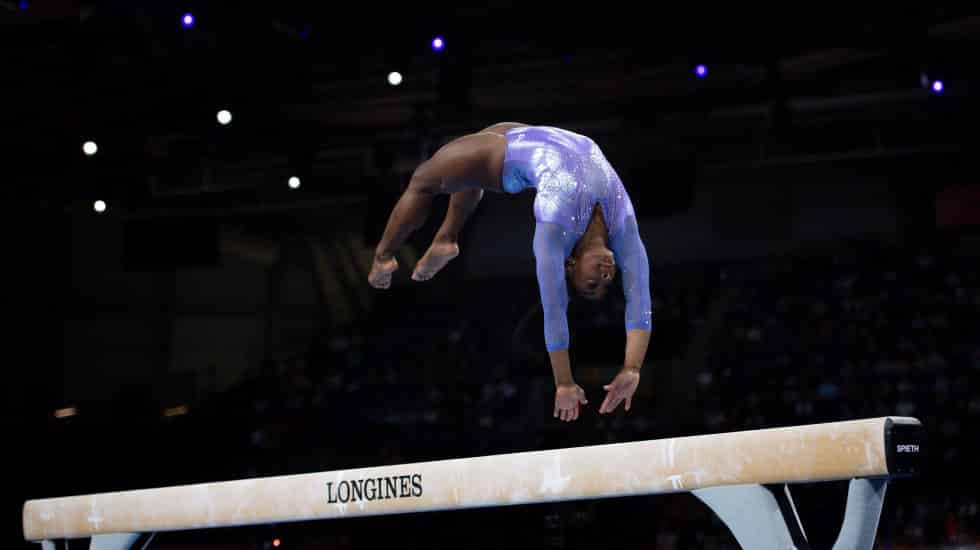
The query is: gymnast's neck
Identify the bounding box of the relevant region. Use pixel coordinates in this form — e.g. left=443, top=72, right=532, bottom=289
left=573, top=206, right=610, bottom=255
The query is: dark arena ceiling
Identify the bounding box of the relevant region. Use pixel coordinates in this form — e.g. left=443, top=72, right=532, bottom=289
left=2, top=3, right=977, bottom=221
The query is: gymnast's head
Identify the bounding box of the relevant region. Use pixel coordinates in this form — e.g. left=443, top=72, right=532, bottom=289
left=566, top=246, right=616, bottom=301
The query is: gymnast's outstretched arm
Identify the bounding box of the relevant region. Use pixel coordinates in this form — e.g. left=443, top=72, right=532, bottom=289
left=611, top=214, right=652, bottom=367
left=598, top=214, right=651, bottom=414
left=533, top=221, right=588, bottom=421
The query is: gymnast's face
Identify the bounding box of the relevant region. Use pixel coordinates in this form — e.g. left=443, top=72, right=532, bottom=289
left=567, top=248, right=616, bottom=301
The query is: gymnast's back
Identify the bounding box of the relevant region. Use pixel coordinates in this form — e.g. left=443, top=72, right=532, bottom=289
left=499, top=125, right=635, bottom=240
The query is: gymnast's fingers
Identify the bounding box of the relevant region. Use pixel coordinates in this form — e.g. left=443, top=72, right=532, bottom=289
left=599, top=393, right=612, bottom=414
left=604, top=395, right=622, bottom=414
left=611, top=397, right=624, bottom=412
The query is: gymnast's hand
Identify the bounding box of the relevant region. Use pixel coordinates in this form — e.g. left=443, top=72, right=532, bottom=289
left=554, top=383, right=588, bottom=422
left=599, top=367, right=640, bottom=414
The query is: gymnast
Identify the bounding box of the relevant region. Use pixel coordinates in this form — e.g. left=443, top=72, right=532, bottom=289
left=368, top=123, right=651, bottom=423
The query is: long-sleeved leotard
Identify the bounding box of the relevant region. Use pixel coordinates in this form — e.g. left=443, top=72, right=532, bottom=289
left=501, top=125, right=652, bottom=352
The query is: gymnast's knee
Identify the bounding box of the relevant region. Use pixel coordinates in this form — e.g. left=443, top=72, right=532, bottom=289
left=406, top=164, right=440, bottom=196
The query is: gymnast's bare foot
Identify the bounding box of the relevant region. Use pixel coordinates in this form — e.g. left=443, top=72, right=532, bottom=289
left=411, top=240, right=459, bottom=281
left=368, top=255, right=398, bottom=289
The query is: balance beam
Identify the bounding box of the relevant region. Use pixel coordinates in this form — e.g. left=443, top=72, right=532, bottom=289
left=23, top=416, right=923, bottom=550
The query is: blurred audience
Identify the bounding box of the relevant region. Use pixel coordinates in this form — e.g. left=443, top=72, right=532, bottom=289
left=35, top=235, right=980, bottom=548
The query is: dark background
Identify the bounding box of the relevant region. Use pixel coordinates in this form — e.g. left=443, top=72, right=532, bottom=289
left=3, top=3, right=979, bottom=548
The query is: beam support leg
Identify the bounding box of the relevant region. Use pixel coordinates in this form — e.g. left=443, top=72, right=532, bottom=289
left=89, top=533, right=142, bottom=550
left=693, top=483, right=808, bottom=549
left=831, top=478, right=888, bottom=550
left=696, top=478, right=889, bottom=550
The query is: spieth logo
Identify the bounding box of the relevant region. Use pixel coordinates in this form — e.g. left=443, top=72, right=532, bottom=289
left=896, top=444, right=919, bottom=453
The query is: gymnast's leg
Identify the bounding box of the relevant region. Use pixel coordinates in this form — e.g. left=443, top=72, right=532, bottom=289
left=411, top=188, right=483, bottom=281
left=368, top=132, right=502, bottom=289
left=408, top=122, right=527, bottom=282
left=367, top=175, right=434, bottom=289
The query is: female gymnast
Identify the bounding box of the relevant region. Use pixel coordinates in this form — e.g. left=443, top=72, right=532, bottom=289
left=368, top=123, right=651, bottom=423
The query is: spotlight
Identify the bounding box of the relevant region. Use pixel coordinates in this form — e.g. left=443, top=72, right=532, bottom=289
left=273, top=539, right=281, bottom=548
left=387, top=71, right=403, bottom=86
left=920, top=72, right=946, bottom=94
left=18, top=0, right=28, bottom=10
left=217, top=110, right=232, bottom=125
left=695, top=64, right=708, bottom=78
left=94, top=200, right=107, bottom=214
left=288, top=177, right=301, bottom=189
left=432, top=37, right=444, bottom=51
left=83, top=141, right=98, bottom=156
left=182, top=13, right=194, bottom=28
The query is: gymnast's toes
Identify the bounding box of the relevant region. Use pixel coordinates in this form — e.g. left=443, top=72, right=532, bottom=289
left=368, top=256, right=398, bottom=289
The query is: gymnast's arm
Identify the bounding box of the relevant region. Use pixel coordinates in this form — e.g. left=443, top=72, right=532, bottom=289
left=532, top=221, right=574, bottom=386
left=609, top=215, right=652, bottom=371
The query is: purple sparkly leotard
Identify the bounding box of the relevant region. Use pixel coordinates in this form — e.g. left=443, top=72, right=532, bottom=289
left=501, top=125, right=652, bottom=352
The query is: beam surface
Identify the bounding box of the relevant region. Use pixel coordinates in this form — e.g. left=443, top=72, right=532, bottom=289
left=23, top=416, right=919, bottom=541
